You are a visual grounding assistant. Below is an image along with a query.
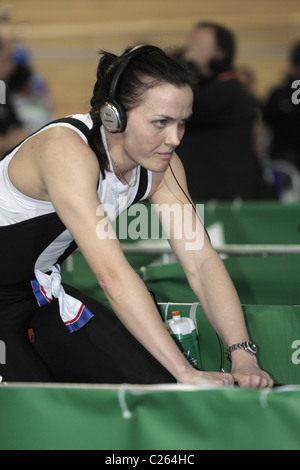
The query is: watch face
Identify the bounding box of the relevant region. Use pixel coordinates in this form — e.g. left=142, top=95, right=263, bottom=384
left=248, top=343, right=257, bottom=354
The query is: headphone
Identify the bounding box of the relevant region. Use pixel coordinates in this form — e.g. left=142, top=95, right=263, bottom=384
left=100, top=45, right=157, bottom=133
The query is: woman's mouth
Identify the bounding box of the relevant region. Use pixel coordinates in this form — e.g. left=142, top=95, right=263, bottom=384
left=158, top=152, right=173, bottom=160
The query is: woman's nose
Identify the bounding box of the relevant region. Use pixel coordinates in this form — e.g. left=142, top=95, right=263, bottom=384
left=165, top=125, right=181, bottom=147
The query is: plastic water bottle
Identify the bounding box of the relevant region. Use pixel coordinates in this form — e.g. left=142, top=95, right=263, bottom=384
left=165, top=311, right=201, bottom=370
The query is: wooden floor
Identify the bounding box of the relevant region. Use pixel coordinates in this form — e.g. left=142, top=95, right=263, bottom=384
left=1, top=0, right=300, bottom=116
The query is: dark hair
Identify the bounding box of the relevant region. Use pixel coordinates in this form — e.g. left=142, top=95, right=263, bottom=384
left=196, top=21, right=236, bottom=67
left=88, top=45, right=195, bottom=178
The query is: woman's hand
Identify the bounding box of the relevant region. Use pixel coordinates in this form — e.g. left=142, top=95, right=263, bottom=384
left=179, top=368, right=234, bottom=387
left=179, top=351, right=274, bottom=389
left=230, top=352, right=274, bottom=389
left=181, top=365, right=273, bottom=389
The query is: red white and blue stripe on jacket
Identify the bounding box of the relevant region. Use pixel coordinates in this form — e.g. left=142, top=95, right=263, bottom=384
left=31, top=264, right=94, bottom=333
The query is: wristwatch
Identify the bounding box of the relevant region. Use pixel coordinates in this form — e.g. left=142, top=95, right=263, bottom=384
left=226, top=341, right=257, bottom=362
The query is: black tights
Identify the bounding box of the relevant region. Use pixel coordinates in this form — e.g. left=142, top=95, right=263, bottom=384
left=0, top=284, right=175, bottom=384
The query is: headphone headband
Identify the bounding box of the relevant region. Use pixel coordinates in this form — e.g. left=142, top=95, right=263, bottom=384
left=108, top=45, right=157, bottom=101
left=100, top=45, right=158, bottom=133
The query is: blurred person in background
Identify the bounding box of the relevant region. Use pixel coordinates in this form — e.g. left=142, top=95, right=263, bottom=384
left=176, top=22, right=269, bottom=201
left=263, top=41, right=300, bottom=171
left=8, top=46, right=54, bottom=133
left=0, top=37, right=29, bottom=157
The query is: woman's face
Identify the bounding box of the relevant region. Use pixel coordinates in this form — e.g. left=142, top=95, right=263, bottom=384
left=121, top=83, right=193, bottom=172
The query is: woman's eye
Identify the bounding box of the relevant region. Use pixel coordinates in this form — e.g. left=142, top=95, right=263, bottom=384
left=154, top=120, right=167, bottom=128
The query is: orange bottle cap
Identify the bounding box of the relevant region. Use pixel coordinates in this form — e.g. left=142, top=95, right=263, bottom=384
left=171, top=311, right=181, bottom=316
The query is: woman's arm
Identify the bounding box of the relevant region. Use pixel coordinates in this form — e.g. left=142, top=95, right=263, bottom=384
left=150, top=153, right=273, bottom=388
left=35, top=130, right=233, bottom=386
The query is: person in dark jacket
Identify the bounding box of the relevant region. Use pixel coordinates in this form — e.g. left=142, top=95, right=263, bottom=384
left=177, top=22, right=262, bottom=201
left=263, top=41, right=300, bottom=170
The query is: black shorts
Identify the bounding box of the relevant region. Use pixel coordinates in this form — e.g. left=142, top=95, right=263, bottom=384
left=0, top=284, right=175, bottom=384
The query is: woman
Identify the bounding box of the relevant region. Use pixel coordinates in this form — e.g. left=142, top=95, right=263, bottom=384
left=0, top=45, right=273, bottom=387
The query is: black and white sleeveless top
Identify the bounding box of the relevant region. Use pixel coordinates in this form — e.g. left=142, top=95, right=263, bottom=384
left=0, top=114, right=151, bottom=292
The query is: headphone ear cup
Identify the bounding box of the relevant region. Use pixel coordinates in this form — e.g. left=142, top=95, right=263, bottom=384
left=100, top=100, right=127, bottom=133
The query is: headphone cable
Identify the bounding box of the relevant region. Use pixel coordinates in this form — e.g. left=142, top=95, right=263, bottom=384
left=168, top=161, right=224, bottom=372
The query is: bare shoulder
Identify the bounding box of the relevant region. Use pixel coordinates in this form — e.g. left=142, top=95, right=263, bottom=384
left=8, top=124, right=100, bottom=202
left=32, top=125, right=99, bottom=183
left=34, top=125, right=98, bottom=168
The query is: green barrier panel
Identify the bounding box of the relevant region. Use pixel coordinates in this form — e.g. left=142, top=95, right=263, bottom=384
left=107, top=200, right=300, bottom=244
left=158, top=303, right=300, bottom=386
left=203, top=201, right=300, bottom=244
left=0, top=384, right=300, bottom=450
left=117, top=200, right=300, bottom=244
left=62, top=254, right=300, bottom=306
left=223, top=255, right=300, bottom=305
left=138, top=257, right=300, bottom=305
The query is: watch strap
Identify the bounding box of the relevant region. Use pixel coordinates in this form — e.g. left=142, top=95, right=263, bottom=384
left=226, top=341, right=257, bottom=362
